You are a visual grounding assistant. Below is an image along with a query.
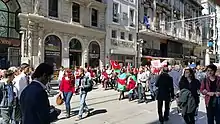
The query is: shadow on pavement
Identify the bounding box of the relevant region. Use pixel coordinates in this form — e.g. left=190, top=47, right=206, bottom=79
left=148, top=108, right=207, bottom=124
left=89, top=109, right=107, bottom=116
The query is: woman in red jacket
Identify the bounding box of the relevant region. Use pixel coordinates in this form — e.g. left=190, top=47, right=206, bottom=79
left=59, top=69, right=75, bottom=118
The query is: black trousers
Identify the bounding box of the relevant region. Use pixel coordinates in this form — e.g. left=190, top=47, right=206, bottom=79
left=183, top=112, right=195, bottom=124
left=206, top=104, right=220, bottom=124
left=157, top=100, right=170, bottom=122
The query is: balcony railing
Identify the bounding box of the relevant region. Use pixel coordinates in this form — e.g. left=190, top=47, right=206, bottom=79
left=139, top=22, right=202, bottom=44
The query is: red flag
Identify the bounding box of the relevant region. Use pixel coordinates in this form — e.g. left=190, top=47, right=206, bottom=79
left=110, top=60, right=121, bottom=69
left=117, top=78, right=126, bottom=85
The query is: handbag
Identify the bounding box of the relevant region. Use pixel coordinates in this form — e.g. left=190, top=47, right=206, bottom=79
left=56, top=94, right=63, bottom=105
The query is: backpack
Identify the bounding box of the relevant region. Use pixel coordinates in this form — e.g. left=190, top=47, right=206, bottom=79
left=84, top=77, right=94, bottom=92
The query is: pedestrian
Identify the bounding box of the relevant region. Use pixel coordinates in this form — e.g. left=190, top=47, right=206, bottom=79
left=178, top=79, right=197, bottom=124
left=200, top=64, right=220, bottom=124
left=20, top=63, right=59, bottom=124
left=76, top=68, right=91, bottom=121
left=149, top=68, right=158, bottom=101
left=179, top=68, right=201, bottom=119
left=13, top=63, right=30, bottom=99
left=59, top=69, right=75, bottom=118
left=57, top=66, right=64, bottom=86
left=0, top=70, right=16, bottom=124
left=137, top=68, right=148, bottom=103
left=155, top=66, right=174, bottom=124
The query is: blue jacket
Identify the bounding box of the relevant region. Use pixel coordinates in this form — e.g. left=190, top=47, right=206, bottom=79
left=20, top=81, right=50, bottom=124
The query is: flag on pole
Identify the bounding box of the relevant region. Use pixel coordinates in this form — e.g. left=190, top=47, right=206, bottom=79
left=110, top=60, right=121, bottom=70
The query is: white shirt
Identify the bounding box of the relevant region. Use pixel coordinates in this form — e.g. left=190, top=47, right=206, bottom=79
left=85, top=72, right=91, bottom=80
left=58, top=70, right=64, bottom=81
left=13, top=72, right=29, bottom=99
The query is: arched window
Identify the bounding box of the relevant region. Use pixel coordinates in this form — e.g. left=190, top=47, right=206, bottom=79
left=88, top=41, right=100, bottom=67
left=0, top=0, right=20, bottom=39
left=44, top=35, right=62, bottom=69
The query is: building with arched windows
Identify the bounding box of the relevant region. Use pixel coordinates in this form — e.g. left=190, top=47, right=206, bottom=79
left=14, top=0, right=106, bottom=69
left=0, top=0, right=21, bottom=68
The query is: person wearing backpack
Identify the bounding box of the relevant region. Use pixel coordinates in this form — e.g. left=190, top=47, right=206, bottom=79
left=76, top=68, right=93, bottom=121
left=0, top=70, right=16, bottom=124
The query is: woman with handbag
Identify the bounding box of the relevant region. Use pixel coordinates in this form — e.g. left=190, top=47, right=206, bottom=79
left=59, top=69, right=75, bottom=118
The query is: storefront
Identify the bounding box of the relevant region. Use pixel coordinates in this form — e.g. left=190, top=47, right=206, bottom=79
left=44, top=35, right=62, bottom=70
left=88, top=41, right=100, bottom=68
left=0, top=0, right=21, bottom=68
left=110, top=54, right=135, bottom=67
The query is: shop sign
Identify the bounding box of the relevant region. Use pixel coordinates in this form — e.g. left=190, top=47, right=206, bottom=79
left=0, top=38, right=20, bottom=46
left=45, top=51, right=60, bottom=56
left=89, top=54, right=99, bottom=58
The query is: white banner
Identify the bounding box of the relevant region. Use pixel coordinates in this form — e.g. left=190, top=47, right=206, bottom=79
left=151, top=60, right=161, bottom=68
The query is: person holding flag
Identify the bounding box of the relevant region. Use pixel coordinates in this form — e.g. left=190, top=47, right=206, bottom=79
left=117, top=69, right=127, bottom=100
left=127, top=74, right=137, bottom=101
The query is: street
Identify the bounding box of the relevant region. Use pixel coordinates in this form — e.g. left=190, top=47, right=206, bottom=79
left=49, top=87, right=207, bottom=124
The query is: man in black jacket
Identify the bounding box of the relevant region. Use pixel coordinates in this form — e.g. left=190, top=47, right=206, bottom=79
left=155, top=67, right=174, bottom=124
left=20, top=63, right=59, bottom=124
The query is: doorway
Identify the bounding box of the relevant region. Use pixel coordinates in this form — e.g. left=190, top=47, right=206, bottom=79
left=69, top=39, right=82, bottom=68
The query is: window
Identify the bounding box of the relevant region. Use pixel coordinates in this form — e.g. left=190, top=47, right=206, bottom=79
left=91, top=8, right=98, bottom=27
left=112, top=30, right=117, bottom=38
left=120, top=32, right=125, bottom=39
left=0, top=0, right=20, bottom=39
left=129, top=9, right=134, bottom=27
left=122, top=12, right=128, bottom=26
left=128, top=34, right=133, bottom=41
left=49, top=0, right=58, bottom=17
left=72, top=2, right=80, bottom=22
left=113, top=2, right=119, bottom=23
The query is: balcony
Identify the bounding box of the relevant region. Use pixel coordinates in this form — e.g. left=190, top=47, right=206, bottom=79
left=110, top=39, right=135, bottom=48
left=139, top=20, right=202, bottom=45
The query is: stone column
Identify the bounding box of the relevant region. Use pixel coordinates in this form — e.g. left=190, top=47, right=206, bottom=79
left=20, top=30, right=25, bottom=58
left=99, top=38, right=105, bottom=68
left=20, top=30, right=29, bottom=64
left=38, top=29, right=44, bottom=63
left=152, top=0, right=156, bottom=30
left=205, top=49, right=210, bottom=66
left=62, top=35, right=69, bottom=68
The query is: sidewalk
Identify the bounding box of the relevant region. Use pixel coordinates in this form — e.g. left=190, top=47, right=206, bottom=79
left=52, top=88, right=207, bottom=124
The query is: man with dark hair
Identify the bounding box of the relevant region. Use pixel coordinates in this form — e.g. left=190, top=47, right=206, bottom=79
left=20, top=63, right=59, bottom=124
left=76, top=68, right=91, bottom=121
left=200, top=64, right=220, bottom=124
left=155, top=67, right=174, bottom=124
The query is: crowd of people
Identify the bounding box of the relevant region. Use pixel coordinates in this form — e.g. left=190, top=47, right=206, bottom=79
left=0, top=62, right=220, bottom=124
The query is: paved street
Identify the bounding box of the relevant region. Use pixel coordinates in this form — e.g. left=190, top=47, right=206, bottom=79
left=49, top=86, right=208, bottom=124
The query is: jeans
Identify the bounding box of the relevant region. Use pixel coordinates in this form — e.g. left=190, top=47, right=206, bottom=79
left=1, top=107, right=19, bottom=124
left=63, top=92, right=73, bottom=115
left=78, top=93, right=88, bottom=117
left=206, top=100, right=220, bottom=124
left=157, top=100, right=170, bottom=122
left=149, top=83, right=156, bottom=100
left=75, top=79, right=80, bottom=87
left=137, top=83, right=146, bottom=102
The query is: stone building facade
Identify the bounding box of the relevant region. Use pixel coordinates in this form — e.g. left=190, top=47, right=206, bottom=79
left=18, top=0, right=106, bottom=69
left=105, top=0, right=138, bottom=67
left=138, top=0, right=203, bottom=66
